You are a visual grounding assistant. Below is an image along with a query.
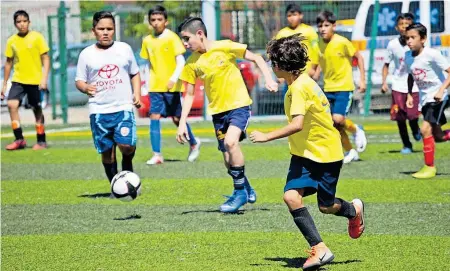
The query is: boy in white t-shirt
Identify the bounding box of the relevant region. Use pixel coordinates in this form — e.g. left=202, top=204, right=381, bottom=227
left=75, top=11, right=141, bottom=184
left=405, top=23, right=450, bottom=179
left=382, top=13, right=421, bottom=154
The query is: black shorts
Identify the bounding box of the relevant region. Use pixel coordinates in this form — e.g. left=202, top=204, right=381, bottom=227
left=7, top=82, right=42, bottom=107
left=422, top=100, right=448, bottom=126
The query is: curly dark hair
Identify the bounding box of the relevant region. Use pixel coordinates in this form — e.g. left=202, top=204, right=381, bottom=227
left=266, top=34, right=309, bottom=76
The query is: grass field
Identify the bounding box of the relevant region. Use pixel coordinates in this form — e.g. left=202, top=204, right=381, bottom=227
left=1, top=118, right=450, bottom=271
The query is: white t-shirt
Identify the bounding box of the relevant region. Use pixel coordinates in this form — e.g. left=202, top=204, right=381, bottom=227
left=75, top=42, right=139, bottom=114
left=385, top=38, right=418, bottom=93
left=405, top=47, right=450, bottom=106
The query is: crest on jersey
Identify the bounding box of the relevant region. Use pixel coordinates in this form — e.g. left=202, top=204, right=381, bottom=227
left=98, top=64, right=119, bottom=79
left=120, top=127, right=130, bottom=136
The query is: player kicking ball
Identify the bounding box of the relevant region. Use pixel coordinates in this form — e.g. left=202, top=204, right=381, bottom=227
left=75, top=11, right=141, bottom=185
left=176, top=17, right=278, bottom=213
left=405, top=23, right=450, bottom=179
left=250, top=34, right=365, bottom=270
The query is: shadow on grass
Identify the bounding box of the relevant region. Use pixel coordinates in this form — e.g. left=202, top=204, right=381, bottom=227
left=400, top=171, right=450, bottom=176
left=113, top=214, right=142, bottom=220
left=264, top=257, right=361, bottom=269
left=181, top=208, right=271, bottom=215
left=384, top=150, right=421, bottom=154
left=78, top=192, right=111, bottom=198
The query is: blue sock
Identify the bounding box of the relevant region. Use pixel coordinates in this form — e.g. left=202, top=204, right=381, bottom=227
left=186, top=123, right=197, bottom=146
left=150, top=119, right=161, bottom=153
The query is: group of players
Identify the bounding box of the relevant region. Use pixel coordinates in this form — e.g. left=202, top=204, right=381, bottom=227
left=2, top=4, right=450, bottom=270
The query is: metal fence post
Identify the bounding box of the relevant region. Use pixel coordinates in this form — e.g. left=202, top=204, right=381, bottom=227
left=58, top=1, right=69, bottom=124
left=364, top=0, right=380, bottom=117
left=47, top=15, right=57, bottom=120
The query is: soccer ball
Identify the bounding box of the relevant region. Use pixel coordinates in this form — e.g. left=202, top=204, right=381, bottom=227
left=111, top=171, right=141, bottom=202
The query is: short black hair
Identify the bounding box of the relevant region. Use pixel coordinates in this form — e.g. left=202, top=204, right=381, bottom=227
left=177, top=17, right=207, bottom=37
left=266, top=34, right=309, bottom=76
left=316, top=10, right=336, bottom=24
left=14, top=10, right=29, bottom=23
left=396, top=12, right=414, bottom=23
left=285, top=3, right=302, bottom=15
left=406, top=23, right=427, bottom=39
left=93, top=11, right=115, bottom=28
left=148, top=5, right=167, bottom=19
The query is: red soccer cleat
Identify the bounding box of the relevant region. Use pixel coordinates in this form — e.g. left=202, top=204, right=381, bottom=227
left=348, top=198, right=365, bottom=239
left=32, top=142, right=48, bottom=150
left=5, top=139, right=27, bottom=150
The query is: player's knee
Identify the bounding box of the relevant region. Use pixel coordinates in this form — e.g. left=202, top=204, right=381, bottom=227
left=7, top=100, right=19, bottom=111
left=332, top=116, right=345, bottom=127
left=421, top=126, right=432, bottom=137
left=283, top=191, right=302, bottom=207
left=118, top=144, right=135, bottom=155
left=224, top=138, right=238, bottom=151
left=172, top=117, right=180, bottom=126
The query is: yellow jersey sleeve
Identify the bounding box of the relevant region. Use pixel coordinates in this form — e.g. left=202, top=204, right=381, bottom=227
left=290, top=86, right=311, bottom=116
left=37, top=33, right=49, bottom=55
left=170, top=33, right=186, bottom=56
left=344, top=38, right=356, bottom=57
left=180, top=56, right=197, bottom=85
left=227, top=41, right=247, bottom=59
left=139, top=38, right=149, bottom=60
left=4, top=38, right=13, bottom=58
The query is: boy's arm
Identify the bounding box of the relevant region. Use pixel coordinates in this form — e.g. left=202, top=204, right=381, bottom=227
left=168, top=54, right=186, bottom=90
left=250, top=115, right=304, bottom=143
left=354, top=51, right=366, bottom=93
left=381, top=63, right=390, bottom=93
left=309, top=64, right=321, bottom=81
left=406, top=73, right=414, bottom=108
left=130, top=73, right=141, bottom=108
left=1, top=57, right=13, bottom=100
left=435, top=67, right=450, bottom=102
left=244, top=50, right=278, bottom=92
left=176, top=82, right=195, bottom=144
left=40, top=53, right=50, bottom=90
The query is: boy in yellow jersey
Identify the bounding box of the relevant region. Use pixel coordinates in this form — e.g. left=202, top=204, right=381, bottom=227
left=275, top=3, right=319, bottom=77
left=176, top=17, right=278, bottom=213
left=251, top=34, right=365, bottom=270
left=140, top=5, right=200, bottom=165
left=311, top=11, right=367, bottom=164
left=2, top=10, right=50, bottom=150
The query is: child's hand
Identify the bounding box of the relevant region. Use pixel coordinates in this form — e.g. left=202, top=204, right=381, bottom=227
left=265, top=79, right=278, bottom=92
left=381, top=83, right=389, bottom=94
left=406, top=94, right=414, bottom=108
left=167, top=80, right=175, bottom=90
left=83, top=84, right=97, bottom=97
left=358, top=80, right=367, bottom=93
left=133, top=97, right=141, bottom=108
left=249, top=131, right=269, bottom=143
left=434, top=90, right=444, bottom=102
left=176, top=123, right=189, bottom=144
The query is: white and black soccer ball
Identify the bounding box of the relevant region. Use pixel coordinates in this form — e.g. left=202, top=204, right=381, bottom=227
left=111, top=171, right=141, bottom=202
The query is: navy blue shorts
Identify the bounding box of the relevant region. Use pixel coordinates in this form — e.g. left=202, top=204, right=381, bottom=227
left=90, top=110, right=137, bottom=154
left=149, top=92, right=182, bottom=117
left=212, top=106, right=250, bottom=152
left=325, top=91, right=353, bottom=116
left=285, top=155, right=343, bottom=207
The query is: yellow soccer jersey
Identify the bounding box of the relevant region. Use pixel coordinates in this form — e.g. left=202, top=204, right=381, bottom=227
left=4, top=31, right=49, bottom=85
left=180, top=40, right=252, bottom=115
left=275, top=23, right=319, bottom=71
left=284, top=73, right=343, bottom=163
left=140, top=29, right=186, bottom=92
left=315, top=34, right=356, bottom=92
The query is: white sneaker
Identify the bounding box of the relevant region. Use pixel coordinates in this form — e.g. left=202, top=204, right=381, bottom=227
left=146, top=154, right=164, bottom=165
left=343, top=149, right=359, bottom=164
left=187, top=138, right=201, bottom=162
left=354, top=125, right=367, bottom=153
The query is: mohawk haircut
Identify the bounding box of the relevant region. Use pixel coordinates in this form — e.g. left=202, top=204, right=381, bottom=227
left=177, top=17, right=208, bottom=37
left=406, top=23, right=427, bottom=39
left=266, top=34, right=309, bottom=76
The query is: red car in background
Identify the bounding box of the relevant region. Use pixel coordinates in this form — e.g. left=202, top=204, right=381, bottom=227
left=137, top=59, right=259, bottom=118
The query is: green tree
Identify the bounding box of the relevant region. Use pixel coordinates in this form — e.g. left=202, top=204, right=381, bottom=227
left=79, top=1, right=108, bottom=32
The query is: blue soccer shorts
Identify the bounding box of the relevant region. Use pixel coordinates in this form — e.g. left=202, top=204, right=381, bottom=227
left=325, top=91, right=353, bottom=116
left=285, top=155, right=343, bottom=207
left=212, top=106, right=251, bottom=152
left=149, top=92, right=182, bottom=117
left=90, top=110, right=137, bottom=153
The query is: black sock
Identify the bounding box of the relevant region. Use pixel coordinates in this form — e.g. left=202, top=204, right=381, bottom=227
left=228, top=166, right=246, bottom=190
left=13, top=128, right=24, bottom=140
left=397, top=121, right=412, bottom=148
left=37, top=133, right=46, bottom=143
left=409, top=119, right=420, bottom=136
left=291, top=207, right=323, bottom=247
left=333, top=198, right=356, bottom=219
left=122, top=151, right=135, bottom=172
left=103, top=161, right=118, bottom=183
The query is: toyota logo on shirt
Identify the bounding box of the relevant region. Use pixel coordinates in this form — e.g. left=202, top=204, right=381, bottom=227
left=98, top=64, right=119, bottom=79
